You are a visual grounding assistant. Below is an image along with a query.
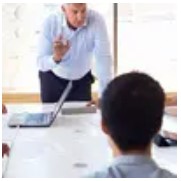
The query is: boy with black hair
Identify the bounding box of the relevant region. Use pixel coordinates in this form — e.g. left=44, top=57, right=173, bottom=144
left=89, top=72, right=176, bottom=178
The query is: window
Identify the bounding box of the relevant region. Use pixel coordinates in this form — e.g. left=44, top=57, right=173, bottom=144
left=2, top=4, right=57, bottom=93
left=118, top=3, right=177, bottom=92
left=3, top=3, right=176, bottom=103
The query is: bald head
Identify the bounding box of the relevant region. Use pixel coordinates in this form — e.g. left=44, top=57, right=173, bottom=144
left=62, top=3, right=87, bottom=29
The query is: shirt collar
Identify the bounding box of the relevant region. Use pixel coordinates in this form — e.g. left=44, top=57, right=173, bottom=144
left=112, top=154, right=157, bottom=166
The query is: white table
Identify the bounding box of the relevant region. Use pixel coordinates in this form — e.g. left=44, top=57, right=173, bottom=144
left=2, top=103, right=177, bottom=178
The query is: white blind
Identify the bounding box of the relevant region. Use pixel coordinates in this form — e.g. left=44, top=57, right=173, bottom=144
left=118, top=3, right=177, bottom=92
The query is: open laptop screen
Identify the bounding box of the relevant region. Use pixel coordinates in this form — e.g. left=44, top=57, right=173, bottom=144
left=8, top=81, right=73, bottom=128
left=52, top=81, right=73, bottom=120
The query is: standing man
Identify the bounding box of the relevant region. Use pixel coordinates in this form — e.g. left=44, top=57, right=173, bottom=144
left=37, top=3, right=112, bottom=103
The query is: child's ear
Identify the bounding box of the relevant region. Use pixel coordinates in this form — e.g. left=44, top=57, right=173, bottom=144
left=101, top=120, right=109, bottom=135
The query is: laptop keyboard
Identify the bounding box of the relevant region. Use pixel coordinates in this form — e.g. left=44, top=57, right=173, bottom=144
left=26, top=113, right=51, bottom=125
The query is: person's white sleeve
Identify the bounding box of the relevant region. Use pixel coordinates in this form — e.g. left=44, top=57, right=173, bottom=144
left=37, top=16, right=59, bottom=71
left=94, top=14, right=113, bottom=98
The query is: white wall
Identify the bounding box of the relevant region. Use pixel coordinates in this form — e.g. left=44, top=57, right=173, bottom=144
left=118, top=3, right=177, bottom=92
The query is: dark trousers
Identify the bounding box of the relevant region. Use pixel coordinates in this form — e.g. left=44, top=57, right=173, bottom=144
left=39, top=71, right=94, bottom=103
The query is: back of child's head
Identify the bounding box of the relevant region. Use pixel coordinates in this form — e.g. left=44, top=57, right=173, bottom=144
left=101, top=72, right=165, bottom=151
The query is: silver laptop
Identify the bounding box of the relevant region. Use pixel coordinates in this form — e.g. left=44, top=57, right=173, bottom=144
left=8, top=81, right=72, bottom=128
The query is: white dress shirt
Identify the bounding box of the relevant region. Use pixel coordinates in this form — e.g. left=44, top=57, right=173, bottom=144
left=37, top=9, right=113, bottom=97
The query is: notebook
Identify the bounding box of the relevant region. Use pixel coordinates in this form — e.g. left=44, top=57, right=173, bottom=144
left=61, top=105, right=97, bottom=115
left=8, top=81, right=72, bottom=128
